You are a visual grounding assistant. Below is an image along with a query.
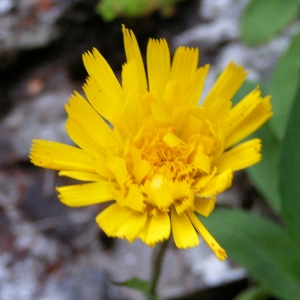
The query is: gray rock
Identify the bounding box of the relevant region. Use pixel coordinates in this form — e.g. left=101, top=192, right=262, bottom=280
left=0, top=63, right=76, bottom=166
left=0, top=0, right=66, bottom=54
left=173, top=19, right=239, bottom=51
left=201, top=0, right=247, bottom=21
left=0, top=0, right=14, bottom=15
left=173, top=0, right=300, bottom=84
left=56, top=268, right=109, bottom=300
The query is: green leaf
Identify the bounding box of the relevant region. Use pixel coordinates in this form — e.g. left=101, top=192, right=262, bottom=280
left=114, top=277, right=149, bottom=292
left=268, top=31, right=300, bottom=140
left=246, top=123, right=281, bottom=213
left=113, top=277, right=163, bottom=300
left=231, top=79, right=261, bottom=106
left=232, top=80, right=281, bottom=213
left=233, top=286, right=270, bottom=300
left=201, top=209, right=300, bottom=300
left=96, top=0, right=180, bottom=21
left=96, top=0, right=148, bottom=21
left=241, top=0, right=300, bottom=45
left=279, top=75, right=300, bottom=247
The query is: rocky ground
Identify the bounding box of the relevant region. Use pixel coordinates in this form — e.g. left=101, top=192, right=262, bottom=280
left=0, top=0, right=295, bottom=299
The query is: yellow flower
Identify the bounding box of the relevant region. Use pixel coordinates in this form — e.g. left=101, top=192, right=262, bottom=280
left=30, top=26, right=272, bottom=260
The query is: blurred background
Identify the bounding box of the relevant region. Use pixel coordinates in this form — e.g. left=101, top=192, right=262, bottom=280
left=1, top=0, right=300, bottom=299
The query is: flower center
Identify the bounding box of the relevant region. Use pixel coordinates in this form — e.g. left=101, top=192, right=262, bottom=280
left=141, top=138, right=194, bottom=183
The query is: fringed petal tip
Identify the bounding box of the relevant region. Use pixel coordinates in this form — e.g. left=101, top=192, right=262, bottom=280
left=56, top=182, right=115, bottom=207
left=139, top=212, right=171, bottom=246
left=82, top=47, right=99, bottom=62
left=122, top=24, right=133, bottom=38
left=215, top=247, right=228, bottom=261
left=215, top=138, right=262, bottom=172
left=187, top=211, right=227, bottom=261
left=175, top=238, right=200, bottom=249
left=140, top=235, right=170, bottom=248
left=29, top=139, right=39, bottom=161
left=96, top=203, right=147, bottom=243
left=171, top=209, right=200, bottom=249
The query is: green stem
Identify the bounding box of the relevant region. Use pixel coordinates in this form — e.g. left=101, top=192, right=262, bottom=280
left=148, top=238, right=170, bottom=300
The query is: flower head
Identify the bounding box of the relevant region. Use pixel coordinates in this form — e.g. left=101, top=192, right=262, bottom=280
left=30, top=26, right=272, bottom=260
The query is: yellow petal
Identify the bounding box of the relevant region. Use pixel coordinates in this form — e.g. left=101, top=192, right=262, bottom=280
left=57, top=182, right=115, bottom=207
left=82, top=48, right=123, bottom=124
left=124, top=184, right=145, bottom=212
left=197, top=136, right=213, bottom=156
left=187, top=211, right=227, bottom=260
left=65, top=117, right=105, bottom=157
left=147, top=38, right=170, bottom=100
left=59, top=170, right=105, bottom=182
left=187, top=64, right=210, bottom=106
left=203, top=97, right=232, bottom=123
left=170, top=47, right=199, bottom=88
left=30, top=140, right=95, bottom=172
left=162, top=132, right=184, bottom=148
left=121, top=61, right=146, bottom=133
left=83, top=77, right=120, bottom=127
left=64, top=93, right=108, bottom=157
left=96, top=203, right=147, bottom=242
left=147, top=175, right=173, bottom=209
left=171, top=207, right=199, bottom=248
left=192, top=151, right=212, bottom=173
left=132, top=159, right=153, bottom=184
left=225, top=93, right=273, bottom=149
left=194, top=196, right=216, bottom=217
left=170, top=105, right=189, bottom=133
left=203, top=61, right=248, bottom=107
left=168, top=180, right=193, bottom=200
left=148, top=92, right=169, bottom=123
left=205, top=120, right=224, bottom=158
left=200, top=169, right=233, bottom=196
left=119, top=93, right=139, bottom=136
left=225, top=87, right=261, bottom=136
left=65, top=92, right=120, bottom=149
left=151, top=187, right=173, bottom=210
left=122, top=60, right=140, bottom=101
left=93, top=152, right=114, bottom=179
left=193, top=167, right=217, bottom=191
left=161, top=81, right=180, bottom=113
left=122, top=25, right=147, bottom=93
left=139, top=211, right=171, bottom=246
left=174, top=190, right=195, bottom=215
left=180, top=114, right=203, bottom=141
left=215, top=138, right=262, bottom=172
left=106, top=156, right=131, bottom=187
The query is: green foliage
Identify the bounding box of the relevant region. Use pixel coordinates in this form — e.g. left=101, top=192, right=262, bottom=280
left=246, top=123, right=281, bottom=213
left=241, top=0, right=300, bottom=45
left=114, top=277, right=163, bottom=300
left=279, top=75, right=300, bottom=247
left=231, top=79, right=262, bottom=106
left=201, top=209, right=300, bottom=300
left=114, top=277, right=149, bottom=291
left=233, top=286, right=270, bottom=300
left=232, top=80, right=281, bottom=213
left=96, top=0, right=182, bottom=21
left=268, top=31, right=300, bottom=140
left=234, top=24, right=300, bottom=216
